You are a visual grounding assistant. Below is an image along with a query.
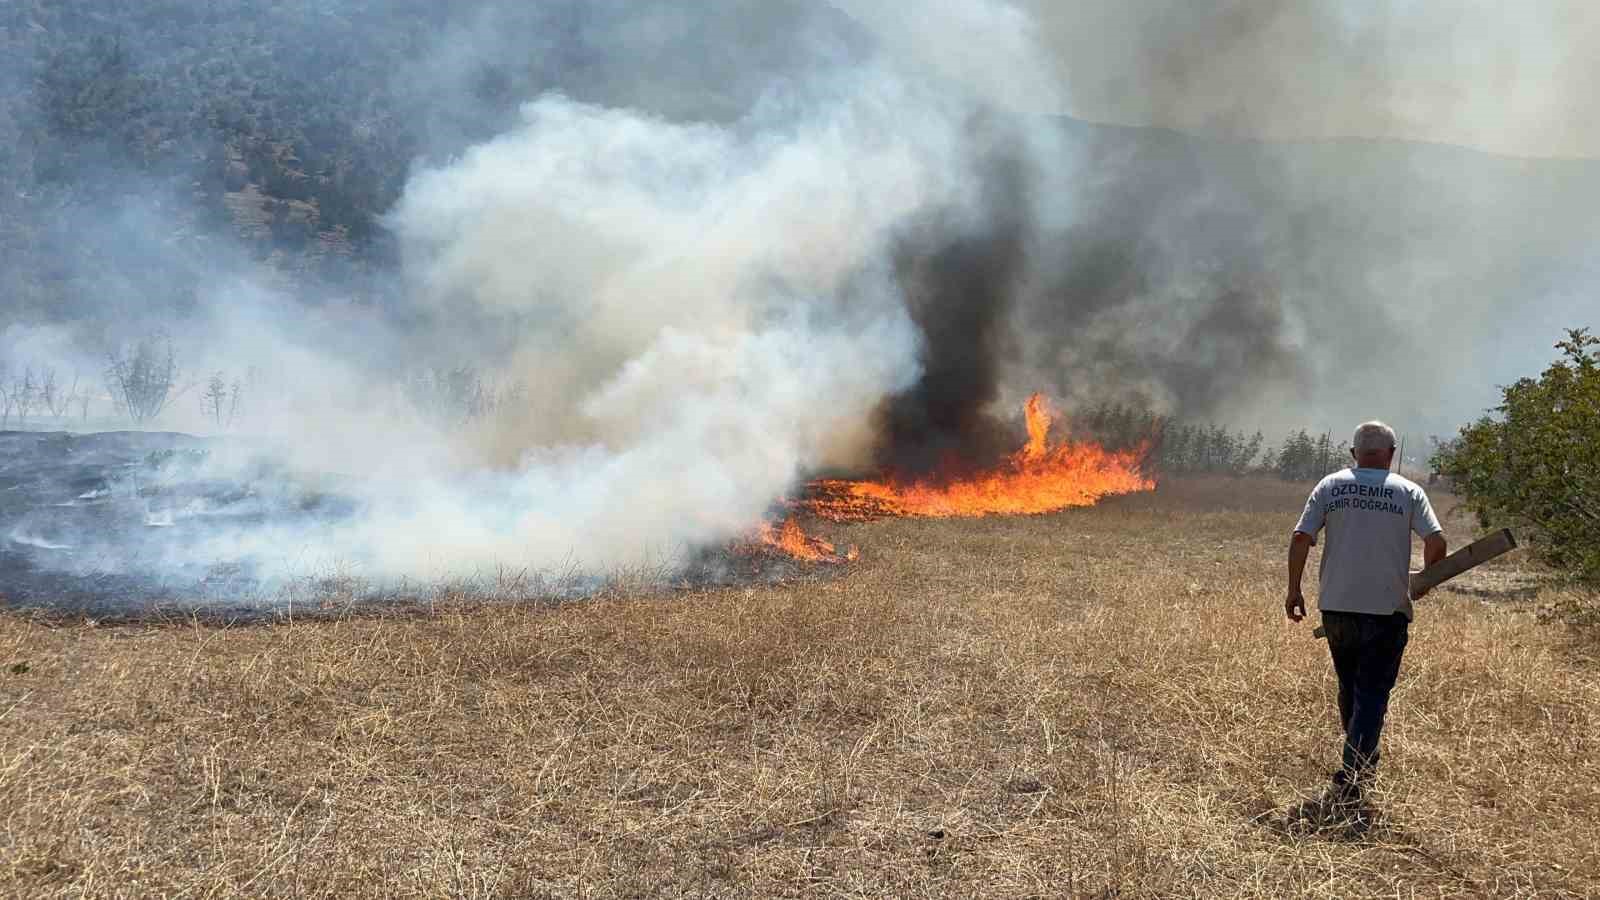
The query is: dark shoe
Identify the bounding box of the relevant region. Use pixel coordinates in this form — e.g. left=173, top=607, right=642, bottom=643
left=1329, top=770, right=1364, bottom=806
left=1285, top=778, right=1372, bottom=835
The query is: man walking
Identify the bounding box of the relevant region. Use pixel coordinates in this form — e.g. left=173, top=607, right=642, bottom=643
left=1286, top=421, right=1446, bottom=819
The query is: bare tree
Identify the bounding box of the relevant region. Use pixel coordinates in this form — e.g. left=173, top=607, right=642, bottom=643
left=404, top=365, right=528, bottom=427
left=105, top=336, right=179, bottom=425
left=202, top=372, right=228, bottom=427
left=39, top=367, right=75, bottom=420
left=7, top=368, right=39, bottom=427
left=53, top=372, right=84, bottom=422
left=0, top=363, right=12, bottom=429
left=200, top=370, right=246, bottom=429
left=38, top=368, right=56, bottom=420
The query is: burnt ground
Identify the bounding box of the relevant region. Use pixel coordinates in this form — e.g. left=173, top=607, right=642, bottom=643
left=0, top=430, right=840, bottom=622
left=0, top=430, right=358, bottom=620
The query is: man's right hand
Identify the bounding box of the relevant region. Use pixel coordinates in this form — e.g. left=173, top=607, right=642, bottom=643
left=1410, top=571, right=1430, bottom=602
left=1286, top=531, right=1314, bottom=624
left=1285, top=586, right=1306, bottom=622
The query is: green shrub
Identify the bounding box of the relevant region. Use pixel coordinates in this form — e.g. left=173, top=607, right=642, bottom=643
left=1434, top=328, right=1600, bottom=582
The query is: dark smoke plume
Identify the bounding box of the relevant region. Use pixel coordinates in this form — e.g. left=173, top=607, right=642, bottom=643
left=1013, top=123, right=1309, bottom=422
left=876, top=124, right=1032, bottom=476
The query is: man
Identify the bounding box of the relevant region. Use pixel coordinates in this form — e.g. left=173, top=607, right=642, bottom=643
left=1286, top=421, right=1446, bottom=817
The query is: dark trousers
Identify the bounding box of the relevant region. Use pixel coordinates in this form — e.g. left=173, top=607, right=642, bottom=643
left=1320, top=610, right=1410, bottom=783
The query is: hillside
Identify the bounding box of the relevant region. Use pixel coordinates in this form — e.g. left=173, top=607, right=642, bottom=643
left=3, top=0, right=1596, bottom=433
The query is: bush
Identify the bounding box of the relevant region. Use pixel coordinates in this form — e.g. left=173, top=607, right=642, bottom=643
left=1434, top=328, right=1600, bottom=582
left=105, top=335, right=179, bottom=424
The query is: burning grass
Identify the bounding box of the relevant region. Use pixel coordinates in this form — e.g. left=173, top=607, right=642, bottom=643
left=802, top=394, right=1154, bottom=522
left=750, top=517, right=858, bottom=565
left=2, top=477, right=1597, bottom=896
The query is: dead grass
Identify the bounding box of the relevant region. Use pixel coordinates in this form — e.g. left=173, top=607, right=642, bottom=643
left=1, top=476, right=1596, bottom=898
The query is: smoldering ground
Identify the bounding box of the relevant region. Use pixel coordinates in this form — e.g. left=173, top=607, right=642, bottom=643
left=2, top=1, right=1597, bottom=611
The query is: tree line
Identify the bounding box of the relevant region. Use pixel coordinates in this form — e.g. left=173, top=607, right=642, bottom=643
left=1071, top=402, right=1347, bottom=482
left=1, top=335, right=183, bottom=429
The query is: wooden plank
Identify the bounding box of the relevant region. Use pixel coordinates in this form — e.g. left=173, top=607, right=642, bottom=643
left=1311, top=529, right=1517, bottom=639
left=1409, top=528, right=1517, bottom=596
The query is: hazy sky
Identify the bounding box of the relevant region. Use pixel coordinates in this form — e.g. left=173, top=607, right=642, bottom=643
left=845, top=0, right=1600, bottom=160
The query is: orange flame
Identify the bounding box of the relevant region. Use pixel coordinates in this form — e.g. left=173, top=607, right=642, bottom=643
left=753, top=517, right=857, bottom=564
left=1020, top=392, right=1050, bottom=462
left=802, top=393, right=1154, bottom=521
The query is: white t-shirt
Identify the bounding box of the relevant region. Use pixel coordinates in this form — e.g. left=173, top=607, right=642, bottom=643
left=1294, top=467, right=1443, bottom=618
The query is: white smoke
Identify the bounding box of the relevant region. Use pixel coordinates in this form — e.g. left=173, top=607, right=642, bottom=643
left=165, top=7, right=1061, bottom=583
left=350, top=74, right=980, bottom=574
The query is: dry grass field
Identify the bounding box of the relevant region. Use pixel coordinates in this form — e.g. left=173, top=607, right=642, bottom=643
left=1, top=476, right=1597, bottom=898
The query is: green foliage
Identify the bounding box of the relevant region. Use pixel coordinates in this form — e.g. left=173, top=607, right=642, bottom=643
left=1273, top=429, right=1341, bottom=482
left=1073, top=401, right=1348, bottom=481
left=35, top=36, right=154, bottom=147
left=1074, top=401, right=1163, bottom=454
left=1434, top=328, right=1600, bottom=582
left=1157, top=422, right=1266, bottom=475
left=1, top=0, right=450, bottom=317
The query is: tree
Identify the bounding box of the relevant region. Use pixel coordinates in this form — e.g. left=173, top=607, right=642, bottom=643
left=1237, top=430, right=1265, bottom=471
left=202, top=372, right=229, bottom=427
left=1435, top=328, right=1600, bottom=582
left=39, top=368, right=76, bottom=420
left=1313, top=431, right=1337, bottom=476
left=105, top=336, right=179, bottom=425
left=1160, top=423, right=1192, bottom=473
left=1276, top=430, right=1317, bottom=481
left=200, top=371, right=243, bottom=428
left=1, top=367, right=40, bottom=428
left=0, top=365, right=11, bottom=429
left=34, top=35, right=158, bottom=177
left=1206, top=424, right=1235, bottom=472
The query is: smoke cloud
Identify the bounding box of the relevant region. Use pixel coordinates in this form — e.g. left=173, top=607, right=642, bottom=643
left=2, top=0, right=1074, bottom=596
left=998, top=1, right=1600, bottom=434
left=2, top=0, right=1596, bottom=605
left=1024, top=0, right=1600, bottom=159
